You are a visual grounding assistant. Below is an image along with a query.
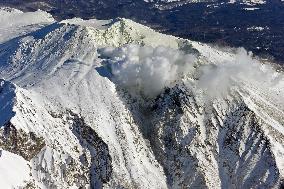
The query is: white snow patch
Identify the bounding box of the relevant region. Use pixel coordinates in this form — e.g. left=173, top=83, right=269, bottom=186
left=247, top=26, right=269, bottom=31
left=0, top=8, right=55, bottom=43
left=0, top=150, right=31, bottom=188
left=240, top=0, right=266, bottom=5
left=244, top=7, right=260, bottom=10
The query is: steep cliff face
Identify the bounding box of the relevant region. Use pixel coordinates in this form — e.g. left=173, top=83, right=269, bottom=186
left=136, top=85, right=282, bottom=188
left=0, top=8, right=283, bottom=188
left=0, top=79, right=111, bottom=188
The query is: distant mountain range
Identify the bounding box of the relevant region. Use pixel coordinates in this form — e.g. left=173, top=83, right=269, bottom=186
left=147, top=0, right=267, bottom=8
left=1, top=0, right=284, bottom=63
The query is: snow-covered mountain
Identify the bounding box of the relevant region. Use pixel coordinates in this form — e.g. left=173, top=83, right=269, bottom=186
left=0, top=8, right=284, bottom=188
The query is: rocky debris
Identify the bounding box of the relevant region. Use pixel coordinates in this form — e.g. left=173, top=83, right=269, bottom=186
left=0, top=121, right=45, bottom=161
left=124, top=84, right=282, bottom=188
left=68, top=111, right=112, bottom=188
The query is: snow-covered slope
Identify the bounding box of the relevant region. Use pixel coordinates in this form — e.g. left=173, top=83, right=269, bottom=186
left=0, top=7, right=54, bottom=43
left=0, top=8, right=283, bottom=188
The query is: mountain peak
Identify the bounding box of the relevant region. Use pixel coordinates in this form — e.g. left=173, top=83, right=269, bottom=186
left=0, top=8, right=283, bottom=188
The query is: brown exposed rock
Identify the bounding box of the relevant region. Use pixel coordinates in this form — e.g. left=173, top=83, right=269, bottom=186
left=0, top=121, right=45, bottom=161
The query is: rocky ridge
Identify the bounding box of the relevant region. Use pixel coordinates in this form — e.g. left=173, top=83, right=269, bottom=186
left=0, top=8, right=283, bottom=188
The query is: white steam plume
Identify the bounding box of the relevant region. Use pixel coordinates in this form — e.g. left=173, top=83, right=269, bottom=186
left=102, top=45, right=197, bottom=97
left=101, top=45, right=282, bottom=99
left=197, top=48, right=282, bottom=97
